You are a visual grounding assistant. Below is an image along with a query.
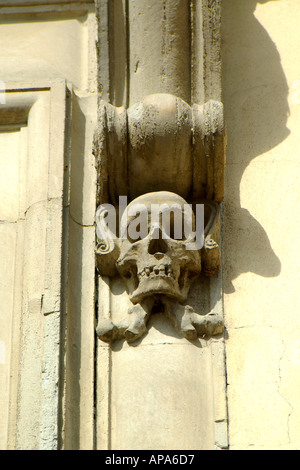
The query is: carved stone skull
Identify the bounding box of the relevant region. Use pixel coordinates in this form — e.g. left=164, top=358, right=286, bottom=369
left=117, top=191, right=201, bottom=305
left=96, top=191, right=224, bottom=343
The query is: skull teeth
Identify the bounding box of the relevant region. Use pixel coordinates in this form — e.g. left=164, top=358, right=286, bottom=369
left=138, top=265, right=174, bottom=279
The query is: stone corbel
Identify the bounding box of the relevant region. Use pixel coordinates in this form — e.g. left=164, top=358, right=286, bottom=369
left=94, top=0, right=228, bottom=451
left=97, top=93, right=225, bottom=206
left=95, top=91, right=225, bottom=344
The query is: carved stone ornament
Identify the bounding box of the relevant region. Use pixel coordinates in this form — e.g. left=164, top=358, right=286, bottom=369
left=97, top=93, right=226, bottom=206
left=96, top=191, right=224, bottom=344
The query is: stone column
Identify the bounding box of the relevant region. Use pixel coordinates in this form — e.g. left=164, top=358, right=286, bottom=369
left=95, top=0, right=227, bottom=450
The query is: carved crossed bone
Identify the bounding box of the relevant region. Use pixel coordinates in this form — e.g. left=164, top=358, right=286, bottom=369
left=97, top=297, right=224, bottom=343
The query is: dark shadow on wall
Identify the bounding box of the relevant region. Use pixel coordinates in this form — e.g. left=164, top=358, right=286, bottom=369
left=222, top=0, right=290, bottom=293
left=64, top=94, right=87, bottom=450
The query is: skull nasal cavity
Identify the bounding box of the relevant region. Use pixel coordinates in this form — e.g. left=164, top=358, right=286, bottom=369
left=148, top=236, right=168, bottom=256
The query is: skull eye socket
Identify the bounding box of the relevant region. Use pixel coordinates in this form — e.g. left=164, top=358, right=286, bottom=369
left=126, top=216, right=188, bottom=242
left=126, top=219, right=149, bottom=243
left=124, top=206, right=192, bottom=242
left=161, top=212, right=186, bottom=241
left=124, top=205, right=149, bottom=243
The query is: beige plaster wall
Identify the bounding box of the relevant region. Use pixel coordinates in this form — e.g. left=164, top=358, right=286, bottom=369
left=222, top=0, right=300, bottom=450
left=0, top=8, right=97, bottom=91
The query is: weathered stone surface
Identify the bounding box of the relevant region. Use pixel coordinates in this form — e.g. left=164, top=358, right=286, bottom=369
left=0, top=3, right=97, bottom=450
left=95, top=0, right=226, bottom=452
left=97, top=94, right=225, bottom=204
left=96, top=191, right=224, bottom=344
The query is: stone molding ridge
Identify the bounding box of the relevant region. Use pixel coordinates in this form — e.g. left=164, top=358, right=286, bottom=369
left=97, top=93, right=226, bottom=206
left=0, top=0, right=94, bottom=6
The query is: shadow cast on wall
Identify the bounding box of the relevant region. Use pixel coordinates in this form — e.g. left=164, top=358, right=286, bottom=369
left=222, top=0, right=290, bottom=293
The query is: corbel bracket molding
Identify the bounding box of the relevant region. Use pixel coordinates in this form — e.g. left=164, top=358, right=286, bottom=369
left=97, top=93, right=225, bottom=206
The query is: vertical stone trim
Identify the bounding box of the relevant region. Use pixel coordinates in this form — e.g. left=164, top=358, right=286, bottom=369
left=96, top=276, right=112, bottom=450
left=202, top=0, right=222, bottom=102
left=95, top=0, right=227, bottom=450
left=191, top=0, right=205, bottom=105
left=96, top=0, right=111, bottom=103
left=0, top=82, right=69, bottom=450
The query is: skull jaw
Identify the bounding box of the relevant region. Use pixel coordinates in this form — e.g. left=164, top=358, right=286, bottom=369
left=129, top=276, right=186, bottom=305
